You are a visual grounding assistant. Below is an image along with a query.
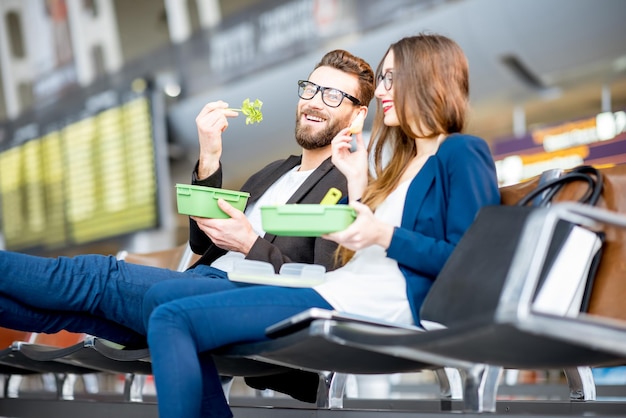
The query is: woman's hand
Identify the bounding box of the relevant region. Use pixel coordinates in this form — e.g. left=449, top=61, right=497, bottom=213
left=331, top=128, right=368, bottom=202
left=322, top=201, right=394, bottom=251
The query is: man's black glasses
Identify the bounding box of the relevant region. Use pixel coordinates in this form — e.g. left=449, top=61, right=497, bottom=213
left=297, top=80, right=360, bottom=108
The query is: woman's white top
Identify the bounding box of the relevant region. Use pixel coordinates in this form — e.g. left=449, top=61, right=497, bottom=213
left=314, top=179, right=414, bottom=325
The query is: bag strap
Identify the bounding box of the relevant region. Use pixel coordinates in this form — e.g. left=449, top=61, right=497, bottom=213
left=571, top=165, right=603, bottom=205
left=516, top=165, right=603, bottom=207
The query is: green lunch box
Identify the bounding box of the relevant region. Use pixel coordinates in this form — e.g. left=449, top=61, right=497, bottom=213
left=176, top=184, right=250, bottom=218
left=261, top=204, right=356, bottom=237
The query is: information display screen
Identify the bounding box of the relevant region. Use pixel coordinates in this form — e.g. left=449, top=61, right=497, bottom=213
left=0, top=89, right=159, bottom=252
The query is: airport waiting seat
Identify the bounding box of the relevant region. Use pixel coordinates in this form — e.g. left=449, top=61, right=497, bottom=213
left=3, top=207, right=620, bottom=412
left=210, top=203, right=626, bottom=413
left=0, top=328, right=37, bottom=396
left=0, top=330, right=90, bottom=375
left=0, top=330, right=101, bottom=399
left=405, top=203, right=626, bottom=367
left=212, top=312, right=495, bottom=411
left=15, top=334, right=152, bottom=401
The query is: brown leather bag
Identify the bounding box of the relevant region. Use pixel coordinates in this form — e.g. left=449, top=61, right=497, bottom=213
left=500, top=163, right=626, bottom=322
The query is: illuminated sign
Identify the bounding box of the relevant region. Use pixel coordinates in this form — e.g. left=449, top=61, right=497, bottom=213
left=493, top=110, right=626, bottom=185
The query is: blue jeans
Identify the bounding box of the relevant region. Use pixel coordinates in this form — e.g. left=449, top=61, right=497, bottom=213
left=0, top=251, right=239, bottom=344
left=0, top=294, right=148, bottom=346
left=144, top=278, right=332, bottom=418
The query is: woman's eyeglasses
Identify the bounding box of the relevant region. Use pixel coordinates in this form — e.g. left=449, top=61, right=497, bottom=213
left=377, top=71, right=393, bottom=91
left=297, top=80, right=360, bottom=108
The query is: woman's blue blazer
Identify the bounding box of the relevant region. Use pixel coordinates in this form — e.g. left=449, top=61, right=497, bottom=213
left=385, top=133, right=501, bottom=323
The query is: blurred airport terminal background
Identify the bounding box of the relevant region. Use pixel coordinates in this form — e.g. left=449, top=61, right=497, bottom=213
left=1, top=0, right=626, bottom=409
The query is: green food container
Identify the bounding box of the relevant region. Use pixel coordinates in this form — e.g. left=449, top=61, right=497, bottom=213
left=176, top=184, right=250, bottom=218
left=261, top=204, right=356, bottom=237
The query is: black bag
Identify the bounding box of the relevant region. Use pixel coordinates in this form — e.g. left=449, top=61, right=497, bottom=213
left=515, top=165, right=603, bottom=208
left=500, top=163, right=626, bottom=321
left=515, top=166, right=605, bottom=314
left=420, top=166, right=605, bottom=329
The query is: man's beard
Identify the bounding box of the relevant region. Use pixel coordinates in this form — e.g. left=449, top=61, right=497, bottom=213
left=295, top=111, right=349, bottom=150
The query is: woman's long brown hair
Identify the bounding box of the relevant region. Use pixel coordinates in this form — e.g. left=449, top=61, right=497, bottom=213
left=335, top=33, right=469, bottom=266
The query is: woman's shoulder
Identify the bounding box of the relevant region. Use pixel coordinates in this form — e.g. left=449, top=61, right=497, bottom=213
left=436, top=133, right=495, bottom=173
left=438, top=133, right=491, bottom=157
left=440, top=133, right=488, bottom=149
